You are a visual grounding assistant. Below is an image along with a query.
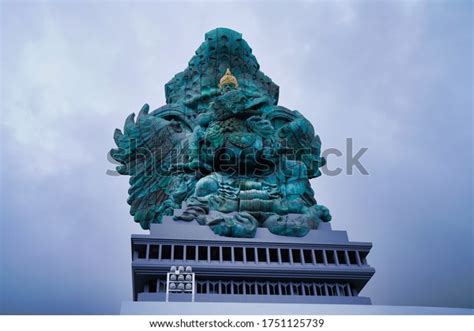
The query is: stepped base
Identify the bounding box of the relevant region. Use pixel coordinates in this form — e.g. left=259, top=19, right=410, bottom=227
left=130, top=218, right=375, bottom=304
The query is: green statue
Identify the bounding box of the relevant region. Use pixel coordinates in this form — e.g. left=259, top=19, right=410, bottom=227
left=110, top=28, right=331, bottom=238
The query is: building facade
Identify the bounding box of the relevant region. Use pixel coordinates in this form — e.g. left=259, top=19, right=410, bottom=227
left=130, top=211, right=375, bottom=305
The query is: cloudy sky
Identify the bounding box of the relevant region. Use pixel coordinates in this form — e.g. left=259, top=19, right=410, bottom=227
left=1, top=0, right=472, bottom=313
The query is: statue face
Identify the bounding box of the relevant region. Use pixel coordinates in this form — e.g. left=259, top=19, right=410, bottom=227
left=221, top=83, right=236, bottom=94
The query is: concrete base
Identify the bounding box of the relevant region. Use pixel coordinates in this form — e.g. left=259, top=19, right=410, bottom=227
left=121, top=301, right=473, bottom=315
left=132, top=218, right=375, bottom=304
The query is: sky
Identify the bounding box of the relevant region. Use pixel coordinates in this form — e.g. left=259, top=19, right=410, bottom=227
left=1, top=0, right=472, bottom=314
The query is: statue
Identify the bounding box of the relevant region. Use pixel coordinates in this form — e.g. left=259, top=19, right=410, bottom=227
left=110, top=28, right=331, bottom=238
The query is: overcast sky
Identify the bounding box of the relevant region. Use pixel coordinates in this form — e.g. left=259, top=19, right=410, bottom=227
left=1, top=0, right=472, bottom=313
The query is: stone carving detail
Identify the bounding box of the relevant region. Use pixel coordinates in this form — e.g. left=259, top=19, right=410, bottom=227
left=110, top=28, right=331, bottom=237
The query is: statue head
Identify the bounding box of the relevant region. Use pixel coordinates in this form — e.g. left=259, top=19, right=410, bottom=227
left=218, top=68, right=239, bottom=93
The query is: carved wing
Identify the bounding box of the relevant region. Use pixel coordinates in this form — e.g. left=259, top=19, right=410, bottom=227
left=110, top=104, right=196, bottom=229
left=265, top=106, right=326, bottom=179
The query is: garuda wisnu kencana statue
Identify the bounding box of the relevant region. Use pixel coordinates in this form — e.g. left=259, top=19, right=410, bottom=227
left=110, top=28, right=331, bottom=238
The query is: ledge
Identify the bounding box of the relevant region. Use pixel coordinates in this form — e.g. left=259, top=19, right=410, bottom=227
left=120, top=301, right=473, bottom=315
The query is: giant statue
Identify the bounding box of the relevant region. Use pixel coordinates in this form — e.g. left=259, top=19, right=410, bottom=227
left=110, top=28, right=331, bottom=238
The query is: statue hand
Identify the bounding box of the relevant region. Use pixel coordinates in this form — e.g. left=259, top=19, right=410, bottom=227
left=263, top=214, right=311, bottom=237
left=208, top=212, right=258, bottom=238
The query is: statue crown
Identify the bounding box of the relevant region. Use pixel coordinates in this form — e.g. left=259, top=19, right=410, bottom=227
left=218, top=68, right=239, bottom=89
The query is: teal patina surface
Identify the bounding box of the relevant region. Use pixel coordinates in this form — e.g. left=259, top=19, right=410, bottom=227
left=110, top=28, right=331, bottom=238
